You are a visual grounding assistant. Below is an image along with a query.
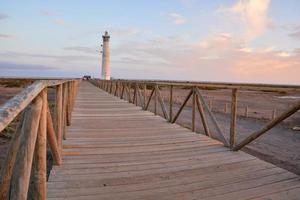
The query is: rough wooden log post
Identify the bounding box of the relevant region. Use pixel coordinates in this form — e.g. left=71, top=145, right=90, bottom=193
left=10, top=96, right=43, bottom=200
left=110, top=81, right=113, bottom=93
left=47, top=109, right=62, bottom=165
left=133, top=83, right=137, bottom=104
left=192, top=87, right=196, bottom=132
left=154, top=85, right=158, bottom=115
left=55, top=84, right=63, bottom=148
left=169, top=85, right=173, bottom=122
left=172, top=89, right=193, bottom=123
left=0, top=114, right=24, bottom=200
left=272, top=108, right=277, bottom=120
left=126, top=84, right=132, bottom=103
left=137, top=84, right=143, bottom=108
left=143, top=84, right=146, bottom=110
left=121, top=83, right=125, bottom=99
left=234, top=100, right=300, bottom=151
left=135, top=84, right=139, bottom=106
left=230, top=89, right=238, bottom=149
left=114, top=81, right=118, bottom=96
left=195, top=93, right=210, bottom=136
left=66, top=82, right=72, bottom=126
left=32, top=89, right=47, bottom=200
left=224, top=103, right=228, bottom=113
left=245, top=105, right=249, bottom=117
left=62, top=83, right=68, bottom=140
left=209, top=100, right=213, bottom=111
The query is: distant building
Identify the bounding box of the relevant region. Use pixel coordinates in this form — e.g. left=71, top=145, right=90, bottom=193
left=83, top=75, right=91, bottom=80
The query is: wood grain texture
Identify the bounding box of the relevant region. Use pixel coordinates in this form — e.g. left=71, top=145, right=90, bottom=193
left=47, top=81, right=300, bottom=200
left=10, top=96, right=43, bottom=200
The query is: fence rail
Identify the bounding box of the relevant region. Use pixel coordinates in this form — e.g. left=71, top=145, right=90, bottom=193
left=0, top=79, right=80, bottom=200
left=91, top=79, right=300, bottom=151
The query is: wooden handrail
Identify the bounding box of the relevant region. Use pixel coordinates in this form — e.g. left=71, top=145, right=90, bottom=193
left=93, top=79, right=300, bottom=92
left=0, top=79, right=80, bottom=200
left=91, top=79, right=300, bottom=150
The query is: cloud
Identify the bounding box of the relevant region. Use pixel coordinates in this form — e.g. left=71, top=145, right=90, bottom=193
left=109, top=27, right=139, bottom=37
left=53, top=18, right=65, bottom=26
left=41, top=10, right=66, bottom=26
left=217, top=0, right=271, bottom=41
left=0, top=13, right=9, bottom=20
left=0, top=51, right=97, bottom=62
left=0, top=61, right=56, bottom=70
left=289, top=26, right=300, bottom=40
left=0, top=33, right=15, bottom=39
left=63, top=46, right=96, bottom=54
left=167, top=13, right=186, bottom=25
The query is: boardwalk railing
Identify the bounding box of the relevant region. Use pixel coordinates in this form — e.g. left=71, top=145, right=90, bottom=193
left=91, top=79, right=300, bottom=151
left=0, top=79, right=79, bottom=200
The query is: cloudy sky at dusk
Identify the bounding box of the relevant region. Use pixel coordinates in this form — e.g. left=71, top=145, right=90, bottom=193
left=0, top=0, right=300, bottom=84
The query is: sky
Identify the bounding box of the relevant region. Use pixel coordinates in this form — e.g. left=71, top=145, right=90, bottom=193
left=0, top=0, right=300, bottom=84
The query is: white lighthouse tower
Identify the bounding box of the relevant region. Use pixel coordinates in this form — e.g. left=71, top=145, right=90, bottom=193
left=101, top=31, right=110, bottom=80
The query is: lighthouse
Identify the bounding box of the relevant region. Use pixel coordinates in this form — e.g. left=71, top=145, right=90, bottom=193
left=101, top=31, right=110, bottom=80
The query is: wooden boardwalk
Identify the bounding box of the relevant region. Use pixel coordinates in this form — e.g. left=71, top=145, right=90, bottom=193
left=47, top=81, right=300, bottom=200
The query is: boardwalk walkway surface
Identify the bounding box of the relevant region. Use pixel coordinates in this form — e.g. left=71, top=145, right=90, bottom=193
left=47, top=81, right=300, bottom=200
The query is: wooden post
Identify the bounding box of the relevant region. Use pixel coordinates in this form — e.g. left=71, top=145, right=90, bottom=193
left=169, top=85, right=173, bottom=122
left=230, top=89, right=238, bottom=149
left=10, top=96, right=43, bottom=200
left=32, top=89, right=47, bottom=200
left=62, top=83, right=68, bottom=140
left=55, top=84, right=62, bottom=147
left=66, top=82, right=72, bottom=126
left=47, top=109, right=62, bottom=165
left=224, top=103, right=228, bottom=113
left=120, top=83, right=125, bottom=99
left=133, top=83, right=137, bottom=105
left=114, top=81, right=118, bottom=96
left=192, top=87, right=196, bottom=132
left=209, top=100, right=213, bottom=111
left=126, top=84, right=132, bottom=103
left=272, top=108, right=277, bottom=120
left=0, top=114, right=24, bottom=200
left=137, top=84, right=143, bottom=108
left=109, top=82, right=113, bottom=93
left=154, top=85, right=158, bottom=115
left=234, top=100, right=300, bottom=151
left=143, top=84, right=146, bottom=110
left=245, top=105, right=249, bottom=117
